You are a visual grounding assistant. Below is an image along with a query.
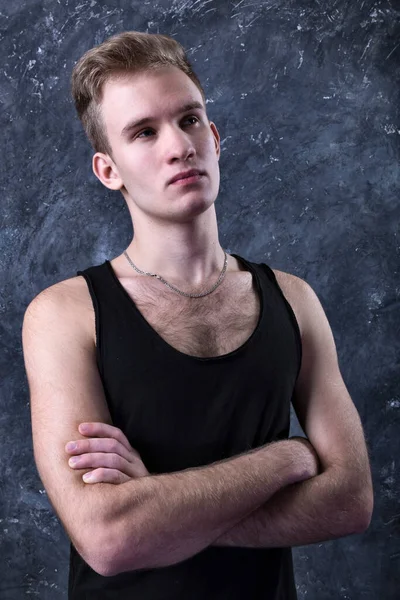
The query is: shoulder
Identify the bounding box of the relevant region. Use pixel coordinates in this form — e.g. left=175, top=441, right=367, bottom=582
left=26, top=274, right=91, bottom=312
left=270, top=268, right=322, bottom=339
left=271, top=268, right=310, bottom=297
left=23, top=275, right=95, bottom=343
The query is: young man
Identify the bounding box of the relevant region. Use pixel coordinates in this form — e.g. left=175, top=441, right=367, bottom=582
left=22, top=31, right=373, bottom=599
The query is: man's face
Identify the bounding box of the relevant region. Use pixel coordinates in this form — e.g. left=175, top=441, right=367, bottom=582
left=97, top=66, right=221, bottom=223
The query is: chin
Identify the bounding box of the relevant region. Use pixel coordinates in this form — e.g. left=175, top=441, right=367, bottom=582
left=170, top=196, right=216, bottom=223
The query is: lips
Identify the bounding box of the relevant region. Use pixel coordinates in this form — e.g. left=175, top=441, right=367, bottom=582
left=168, top=169, right=203, bottom=185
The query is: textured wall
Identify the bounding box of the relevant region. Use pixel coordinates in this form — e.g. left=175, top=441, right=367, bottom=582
left=1, top=0, right=399, bottom=598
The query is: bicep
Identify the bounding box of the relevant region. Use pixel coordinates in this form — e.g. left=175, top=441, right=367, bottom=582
left=291, top=278, right=373, bottom=496
left=22, top=285, right=114, bottom=568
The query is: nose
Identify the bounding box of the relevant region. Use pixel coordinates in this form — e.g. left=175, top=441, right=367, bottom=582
left=165, top=125, right=196, bottom=162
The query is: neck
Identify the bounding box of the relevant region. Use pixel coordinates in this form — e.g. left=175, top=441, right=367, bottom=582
left=123, top=206, right=227, bottom=288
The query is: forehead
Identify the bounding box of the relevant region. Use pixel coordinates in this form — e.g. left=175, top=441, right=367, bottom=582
left=100, top=66, right=204, bottom=138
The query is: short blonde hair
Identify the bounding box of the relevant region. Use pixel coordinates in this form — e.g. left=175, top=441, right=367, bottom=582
left=71, top=31, right=207, bottom=156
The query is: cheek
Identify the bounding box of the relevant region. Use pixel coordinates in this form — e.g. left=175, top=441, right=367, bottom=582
left=204, top=132, right=218, bottom=157
left=204, top=135, right=219, bottom=164
left=117, top=153, right=150, bottom=187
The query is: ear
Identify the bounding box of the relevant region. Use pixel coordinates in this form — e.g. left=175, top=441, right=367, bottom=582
left=209, top=121, right=221, bottom=161
left=92, top=152, right=124, bottom=190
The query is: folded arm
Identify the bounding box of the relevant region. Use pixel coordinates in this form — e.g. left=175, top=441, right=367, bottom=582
left=24, top=283, right=318, bottom=578
left=212, top=462, right=370, bottom=549
left=24, top=272, right=373, bottom=580
left=101, top=436, right=318, bottom=576
left=212, top=273, right=374, bottom=550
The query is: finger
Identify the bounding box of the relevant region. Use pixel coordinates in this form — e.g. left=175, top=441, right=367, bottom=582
left=66, top=438, right=136, bottom=464
left=68, top=452, right=130, bottom=472
left=78, top=422, right=133, bottom=452
left=82, top=468, right=131, bottom=485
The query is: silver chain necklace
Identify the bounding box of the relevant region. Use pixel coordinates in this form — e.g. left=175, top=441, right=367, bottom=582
left=123, top=249, right=228, bottom=298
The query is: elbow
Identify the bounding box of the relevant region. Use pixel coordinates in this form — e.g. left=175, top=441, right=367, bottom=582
left=78, top=480, right=151, bottom=576
left=88, top=545, right=117, bottom=578
left=354, top=486, right=374, bottom=533
left=342, top=484, right=374, bottom=535
left=64, top=533, right=110, bottom=577
left=332, top=479, right=374, bottom=537
left=87, top=515, right=142, bottom=577
left=92, top=559, right=120, bottom=578
left=68, top=512, right=119, bottom=577
left=85, top=525, right=126, bottom=577
left=73, top=526, right=117, bottom=577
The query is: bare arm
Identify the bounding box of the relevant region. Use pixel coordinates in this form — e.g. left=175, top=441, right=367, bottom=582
left=22, top=283, right=319, bottom=578
left=103, top=436, right=319, bottom=575
left=22, top=283, right=118, bottom=572
left=210, top=271, right=374, bottom=551
left=211, top=463, right=369, bottom=549
left=107, top=275, right=374, bottom=565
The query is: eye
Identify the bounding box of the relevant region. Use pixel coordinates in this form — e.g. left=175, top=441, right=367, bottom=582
left=136, top=115, right=199, bottom=139
left=137, top=128, right=154, bottom=139
left=185, top=115, right=199, bottom=126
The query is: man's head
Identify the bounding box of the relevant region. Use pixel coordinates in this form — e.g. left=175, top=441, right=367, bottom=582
left=71, top=31, right=209, bottom=157
left=71, top=31, right=220, bottom=225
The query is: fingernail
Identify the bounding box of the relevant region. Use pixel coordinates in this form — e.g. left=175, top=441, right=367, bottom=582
left=66, top=442, right=77, bottom=451
left=83, top=473, right=93, bottom=481
left=79, top=424, right=89, bottom=432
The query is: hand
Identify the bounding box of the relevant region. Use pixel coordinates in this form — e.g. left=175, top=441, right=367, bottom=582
left=290, top=436, right=321, bottom=479
left=65, top=422, right=150, bottom=484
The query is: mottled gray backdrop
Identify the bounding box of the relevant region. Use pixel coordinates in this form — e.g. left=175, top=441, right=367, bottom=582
left=1, top=0, right=399, bottom=598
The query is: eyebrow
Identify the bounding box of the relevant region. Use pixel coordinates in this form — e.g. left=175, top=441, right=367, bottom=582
left=121, top=101, right=205, bottom=138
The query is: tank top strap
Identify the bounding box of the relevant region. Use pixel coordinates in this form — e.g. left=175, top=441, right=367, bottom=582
left=231, top=253, right=302, bottom=379
left=76, top=262, right=110, bottom=379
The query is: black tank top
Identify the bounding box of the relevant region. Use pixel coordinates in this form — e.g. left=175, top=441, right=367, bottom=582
left=69, top=253, right=302, bottom=599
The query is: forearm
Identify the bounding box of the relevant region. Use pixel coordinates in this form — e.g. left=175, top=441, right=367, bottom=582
left=102, top=439, right=315, bottom=575
left=212, top=466, right=365, bottom=549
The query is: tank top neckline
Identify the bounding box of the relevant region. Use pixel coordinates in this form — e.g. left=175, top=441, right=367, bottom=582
left=103, top=252, right=264, bottom=362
